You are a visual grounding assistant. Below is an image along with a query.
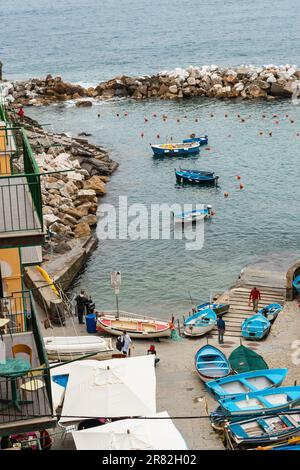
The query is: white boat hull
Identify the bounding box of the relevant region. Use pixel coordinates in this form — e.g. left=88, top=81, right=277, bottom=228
left=44, top=336, right=114, bottom=361
left=184, top=323, right=215, bottom=337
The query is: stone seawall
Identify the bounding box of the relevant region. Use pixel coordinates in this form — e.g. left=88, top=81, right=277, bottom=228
left=1, top=64, right=300, bottom=106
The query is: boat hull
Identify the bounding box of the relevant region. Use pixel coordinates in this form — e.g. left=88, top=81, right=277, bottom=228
left=44, top=336, right=114, bottom=361
left=241, top=314, right=271, bottom=340
left=175, top=173, right=218, bottom=185
left=97, top=314, right=171, bottom=339
left=151, top=142, right=200, bottom=157
left=197, top=303, right=230, bottom=316
left=195, top=345, right=232, bottom=382
left=258, top=303, right=283, bottom=322
left=182, top=136, right=208, bottom=145
left=184, top=322, right=215, bottom=337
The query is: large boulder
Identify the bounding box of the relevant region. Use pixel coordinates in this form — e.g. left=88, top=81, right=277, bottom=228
left=79, top=214, right=97, bottom=226
left=247, top=84, right=267, bottom=98
left=269, top=82, right=293, bottom=97
left=83, top=175, right=106, bottom=195
left=74, top=222, right=91, bottom=238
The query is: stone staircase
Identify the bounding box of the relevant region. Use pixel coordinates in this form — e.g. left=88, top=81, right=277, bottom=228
left=210, top=286, right=285, bottom=338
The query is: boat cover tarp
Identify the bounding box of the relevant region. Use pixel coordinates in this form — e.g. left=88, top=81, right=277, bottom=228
left=60, top=355, right=156, bottom=422
left=229, top=345, right=268, bottom=374
left=72, top=411, right=188, bottom=450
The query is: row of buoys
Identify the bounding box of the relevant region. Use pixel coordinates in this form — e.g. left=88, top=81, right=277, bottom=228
left=223, top=175, right=246, bottom=198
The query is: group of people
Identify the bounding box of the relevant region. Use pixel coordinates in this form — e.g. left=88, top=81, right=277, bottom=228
left=75, top=290, right=95, bottom=324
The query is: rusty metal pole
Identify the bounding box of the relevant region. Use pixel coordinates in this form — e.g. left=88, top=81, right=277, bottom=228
left=0, top=62, right=3, bottom=81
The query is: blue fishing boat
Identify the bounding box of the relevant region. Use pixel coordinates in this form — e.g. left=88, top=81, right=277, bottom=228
left=241, top=314, right=270, bottom=340
left=206, top=369, right=288, bottom=399
left=175, top=168, right=219, bottom=185
left=258, top=303, right=283, bottom=322
left=196, top=302, right=230, bottom=316
left=219, top=386, right=300, bottom=417
left=195, top=345, right=232, bottom=382
left=182, top=135, right=208, bottom=145
left=150, top=141, right=200, bottom=157
left=173, top=206, right=212, bottom=224
left=184, top=308, right=217, bottom=337
left=292, top=275, right=300, bottom=296
left=225, top=411, right=300, bottom=449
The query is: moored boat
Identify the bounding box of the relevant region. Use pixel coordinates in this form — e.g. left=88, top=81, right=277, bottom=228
left=175, top=168, right=219, bottom=185
left=196, top=302, right=230, bottom=316
left=96, top=310, right=171, bottom=339
left=182, top=135, right=208, bottom=146
left=173, top=206, right=212, bottom=224
left=184, top=308, right=217, bottom=337
left=206, top=368, right=288, bottom=399
left=258, top=303, right=283, bottom=322
left=229, top=345, right=269, bottom=374
left=241, top=314, right=271, bottom=340
left=44, top=336, right=114, bottom=361
left=219, top=386, right=300, bottom=417
left=225, top=411, right=300, bottom=449
left=150, top=141, right=200, bottom=157
left=292, top=275, right=300, bottom=296
left=195, top=345, right=232, bottom=382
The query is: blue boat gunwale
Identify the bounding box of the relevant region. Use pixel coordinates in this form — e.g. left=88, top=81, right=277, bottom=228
left=195, top=344, right=232, bottom=380
left=184, top=307, right=216, bottom=326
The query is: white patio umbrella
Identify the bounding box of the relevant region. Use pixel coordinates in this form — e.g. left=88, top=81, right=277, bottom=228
left=72, top=411, right=188, bottom=450
left=60, top=355, right=156, bottom=423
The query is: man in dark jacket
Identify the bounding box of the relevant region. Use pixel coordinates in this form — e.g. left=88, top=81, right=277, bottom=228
left=217, top=316, right=226, bottom=344
left=75, top=290, right=88, bottom=324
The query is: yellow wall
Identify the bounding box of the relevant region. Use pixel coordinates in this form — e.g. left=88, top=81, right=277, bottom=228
left=0, top=248, right=22, bottom=297
left=0, top=125, right=11, bottom=175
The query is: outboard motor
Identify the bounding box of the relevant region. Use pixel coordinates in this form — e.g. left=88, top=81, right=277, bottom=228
left=207, top=204, right=212, bottom=216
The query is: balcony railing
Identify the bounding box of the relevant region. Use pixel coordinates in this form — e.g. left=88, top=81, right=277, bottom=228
left=0, top=292, right=55, bottom=433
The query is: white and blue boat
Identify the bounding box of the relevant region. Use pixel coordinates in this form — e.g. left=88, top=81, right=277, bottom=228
left=173, top=206, right=212, bottom=224
left=219, top=386, right=300, bottom=417
left=175, top=168, right=219, bottom=185
left=184, top=308, right=217, bottom=337
left=150, top=141, right=200, bottom=157
left=241, top=314, right=271, bottom=340
left=195, top=345, right=232, bottom=382
left=258, top=303, right=283, bottom=322
left=292, top=275, right=300, bottom=296
left=182, top=135, right=208, bottom=146
left=196, top=302, right=230, bottom=316
left=206, top=369, right=288, bottom=399
left=225, top=411, right=300, bottom=449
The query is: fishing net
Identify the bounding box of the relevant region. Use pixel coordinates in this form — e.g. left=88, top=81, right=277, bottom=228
left=171, top=328, right=182, bottom=341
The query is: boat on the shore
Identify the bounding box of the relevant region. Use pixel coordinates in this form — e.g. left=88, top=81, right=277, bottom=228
left=229, top=345, right=269, bottom=374
left=196, top=302, right=230, bottom=316
left=182, top=135, right=208, bottom=146
left=292, top=275, right=300, bottom=296
left=218, top=386, right=300, bottom=417
left=225, top=411, right=300, bottom=449
left=44, top=336, right=114, bottom=361
left=206, top=368, right=288, bottom=399
left=173, top=206, right=212, bottom=224
left=195, top=345, right=232, bottom=382
left=175, top=168, right=219, bottom=185
left=241, top=314, right=271, bottom=340
left=150, top=141, right=200, bottom=157
left=96, top=311, right=171, bottom=339
left=184, top=308, right=217, bottom=337
left=257, top=303, right=283, bottom=322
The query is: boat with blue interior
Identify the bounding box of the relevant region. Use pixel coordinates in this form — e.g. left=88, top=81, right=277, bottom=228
left=150, top=141, right=200, bottom=157
left=241, top=314, right=271, bottom=340
left=175, top=168, right=219, bottom=185
left=173, top=206, right=212, bottom=224
left=184, top=308, right=217, bottom=337
left=258, top=303, right=283, bottom=322
left=206, top=368, right=288, bottom=399
left=292, top=275, right=300, bottom=296
left=195, top=345, right=232, bottom=382
left=196, top=302, right=229, bottom=316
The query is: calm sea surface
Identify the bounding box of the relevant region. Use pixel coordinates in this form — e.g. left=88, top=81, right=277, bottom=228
left=2, top=0, right=300, bottom=317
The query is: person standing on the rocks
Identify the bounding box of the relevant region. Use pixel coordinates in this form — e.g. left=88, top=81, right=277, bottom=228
left=249, top=287, right=261, bottom=312
left=75, top=290, right=88, bottom=324
left=217, top=316, right=225, bottom=344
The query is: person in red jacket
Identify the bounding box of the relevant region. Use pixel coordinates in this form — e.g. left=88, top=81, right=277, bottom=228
left=17, top=106, right=25, bottom=121
left=248, top=287, right=261, bottom=312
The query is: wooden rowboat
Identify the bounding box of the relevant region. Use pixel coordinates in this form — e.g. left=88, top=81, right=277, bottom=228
left=96, top=311, right=171, bottom=339
left=44, top=336, right=113, bottom=361
left=195, top=345, right=232, bottom=382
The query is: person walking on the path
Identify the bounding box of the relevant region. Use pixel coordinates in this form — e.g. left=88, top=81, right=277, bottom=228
left=249, top=287, right=261, bottom=312
left=217, top=316, right=225, bottom=344
left=75, top=290, right=88, bottom=324
left=121, top=331, right=133, bottom=356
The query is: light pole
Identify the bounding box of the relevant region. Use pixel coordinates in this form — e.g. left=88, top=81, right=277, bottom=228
left=110, top=271, right=122, bottom=319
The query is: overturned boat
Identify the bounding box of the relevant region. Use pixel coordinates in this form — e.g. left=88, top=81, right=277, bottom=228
left=44, top=336, right=114, bottom=361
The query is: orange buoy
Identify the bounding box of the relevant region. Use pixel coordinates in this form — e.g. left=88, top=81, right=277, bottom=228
left=269, top=131, right=272, bottom=136
left=144, top=118, right=148, bottom=123
left=140, top=132, right=144, bottom=138
left=224, top=192, right=229, bottom=198
left=211, top=211, right=216, bottom=216
left=156, top=134, right=160, bottom=139
left=259, top=131, right=264, bottom=136
left=239, top=183, right=244, bottom=190
left=236, top=175, right=241, bottom=180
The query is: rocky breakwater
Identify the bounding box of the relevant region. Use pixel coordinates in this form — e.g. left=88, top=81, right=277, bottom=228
left=2, top=64, right=300, bottom=106
left=23, top=118, right=118, bottom=288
